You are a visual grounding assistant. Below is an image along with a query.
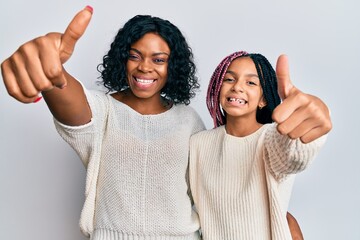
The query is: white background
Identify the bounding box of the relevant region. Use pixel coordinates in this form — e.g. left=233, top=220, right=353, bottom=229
left=1, top=0, right=359, bottom=239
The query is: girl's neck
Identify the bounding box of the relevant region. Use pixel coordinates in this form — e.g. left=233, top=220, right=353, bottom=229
left=112, top=89, right=171, bottom=115
left=225, top=117, right=263, bottom=137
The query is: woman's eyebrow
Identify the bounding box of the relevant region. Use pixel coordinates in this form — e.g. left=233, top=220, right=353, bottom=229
left=130, top=48, right=170, bottom=57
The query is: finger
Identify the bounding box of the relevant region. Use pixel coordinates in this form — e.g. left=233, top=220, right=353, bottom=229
left=2, top=59, right=39, bottom=103
left=276, top=95, right=332, bottom=142
left=276, top=54, right=294, bottom=100
left=276, top=106, right=312, bottom=136
left=272, top=88, right=305, bottom=123
left=37, top=36, right=67, bottom=89
left=60, top=6, right=93, bottom=63
left=299, top=126, right=328, bottom=144
left=281, top=117, right=318, bottom=141
left=15, top=39, right=58, bottom=92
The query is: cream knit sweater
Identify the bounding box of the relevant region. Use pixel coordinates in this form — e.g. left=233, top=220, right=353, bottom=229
left=189, top=124, right=326, bottom=240
left=54, top=89, right=205, bottom=240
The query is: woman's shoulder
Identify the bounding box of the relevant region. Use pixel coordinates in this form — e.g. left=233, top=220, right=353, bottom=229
left=172, top=104, right=206, bottom=132
left=85, top=89, right=110, bottom=100
left=173, top=103, right=197, bottom=114
left=172, top=104, right=203, bottom=121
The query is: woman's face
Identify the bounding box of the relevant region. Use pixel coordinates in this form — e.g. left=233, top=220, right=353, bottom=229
left=219, top=57, right=266, bottom=123
left=126, top=32, right=170, bottom=100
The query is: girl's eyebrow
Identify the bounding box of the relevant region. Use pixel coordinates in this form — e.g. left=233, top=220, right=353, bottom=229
left=225, top=70, right=259, bottom=79
left=130, top=48, right=170, bottom=57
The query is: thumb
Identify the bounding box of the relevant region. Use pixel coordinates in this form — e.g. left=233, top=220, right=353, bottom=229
left=60, top=6, right=93, bottom=63
left=276, top=54, right=294, bottom=100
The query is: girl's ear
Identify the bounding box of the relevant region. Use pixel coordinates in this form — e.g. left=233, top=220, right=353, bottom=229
left=258, top=97, right=267, bottom=109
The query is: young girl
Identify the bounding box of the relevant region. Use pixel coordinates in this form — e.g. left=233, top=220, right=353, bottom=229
left=189, top=51, right=327, bottom=239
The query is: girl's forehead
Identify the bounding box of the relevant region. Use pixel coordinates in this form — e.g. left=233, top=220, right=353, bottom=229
left=227, top=57, right=257, bottom=73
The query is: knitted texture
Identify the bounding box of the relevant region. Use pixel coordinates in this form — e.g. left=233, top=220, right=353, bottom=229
left=55, top=89, right=205, bottom=240
left=189, top=124, right=326, bottom=240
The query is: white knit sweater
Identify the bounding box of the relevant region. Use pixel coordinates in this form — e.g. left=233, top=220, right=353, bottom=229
left=189, top=124, right=326, bottom=240
left=54, top=89, right=205, bottom=240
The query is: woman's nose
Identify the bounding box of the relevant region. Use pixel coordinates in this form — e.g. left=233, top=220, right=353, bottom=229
left=138, top=59, right=153, bottom=72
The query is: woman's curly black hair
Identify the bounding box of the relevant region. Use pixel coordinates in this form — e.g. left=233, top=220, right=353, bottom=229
left=97, top=15, right=199, bottom=105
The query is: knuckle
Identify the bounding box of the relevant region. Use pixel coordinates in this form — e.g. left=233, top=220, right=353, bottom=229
left=271, top=109, right=280, bottom=122
left=276, top=124, right=287, bottom=135
left=1, top=60, right=8, bottom=72
left=22, top=88, right=38, bottom=98
left=322, top=120, right=333, bottom=133
left=287, top=132, right=298, bottom=140
left=7, top=83, right=36, bottom=99
left=299, top=136, right=310, bottom=144
left=35, top=80, right=54, bottom=91
left=44, top=65, right=62, bottom=79
left=33, top=36, right=48, bottom=47
left=9, top=51, right=21, bottom=65
left=18, top=42, right=35, bottom=55
left=7, top=87, right=19, bottom=98
left=297, top=92, right=310, bottom=104
left=307, top=102, right=319, bottom=114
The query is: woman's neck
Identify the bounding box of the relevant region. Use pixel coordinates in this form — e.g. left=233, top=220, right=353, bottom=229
left=112, top=89, right=171, bottom=115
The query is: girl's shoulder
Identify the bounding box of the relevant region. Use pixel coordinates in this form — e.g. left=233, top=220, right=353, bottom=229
left=191, top=126, right=225, bottom=142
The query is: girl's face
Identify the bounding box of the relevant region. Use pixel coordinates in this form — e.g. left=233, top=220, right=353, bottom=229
left=219, top=57, right=266, bottom=123
left=126, top=32, right=170, bottom=100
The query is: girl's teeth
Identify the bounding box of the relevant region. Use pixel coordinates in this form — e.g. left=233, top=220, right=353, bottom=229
left=228, top=97, right=246, bottom=104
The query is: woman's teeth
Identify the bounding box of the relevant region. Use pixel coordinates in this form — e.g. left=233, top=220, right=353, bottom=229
left=136, top=78, right=155, bottom=84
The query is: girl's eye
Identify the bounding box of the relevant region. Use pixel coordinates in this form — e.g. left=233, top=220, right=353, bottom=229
left=224, top=78, right=235, bottom=82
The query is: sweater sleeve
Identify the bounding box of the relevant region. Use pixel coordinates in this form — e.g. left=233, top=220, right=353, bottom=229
left=53, top=88, right=108, bottom=167
left=263, top=123, right=327, bottom=181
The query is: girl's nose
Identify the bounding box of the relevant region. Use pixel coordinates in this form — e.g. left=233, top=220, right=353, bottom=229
left=231, top=81, right=244, bottom=93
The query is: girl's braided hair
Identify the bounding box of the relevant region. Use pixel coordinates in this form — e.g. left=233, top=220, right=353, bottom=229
left=206, top=51, right=281, bottom=127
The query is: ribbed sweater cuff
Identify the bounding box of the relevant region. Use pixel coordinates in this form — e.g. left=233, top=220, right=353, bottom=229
left=91, top=228, right=200, bottom=240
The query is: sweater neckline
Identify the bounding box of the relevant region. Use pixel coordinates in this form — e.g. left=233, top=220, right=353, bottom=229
left=108, top=94, right=176, bottom=117
left=222, top=124, right=267, bottom=142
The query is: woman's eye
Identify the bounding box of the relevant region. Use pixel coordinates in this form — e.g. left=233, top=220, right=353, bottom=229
left=129, top=54, right=140, bottom=60
left=153, top=58, right=166, bottom=64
